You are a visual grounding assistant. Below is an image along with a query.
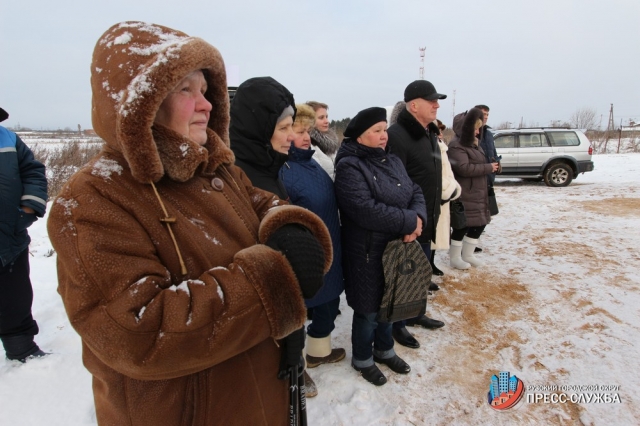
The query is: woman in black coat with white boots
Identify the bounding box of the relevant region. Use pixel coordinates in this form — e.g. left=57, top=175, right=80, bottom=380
left=447, top=107, right=499, bottom=268
left=334, top=107, right=427, bottom=386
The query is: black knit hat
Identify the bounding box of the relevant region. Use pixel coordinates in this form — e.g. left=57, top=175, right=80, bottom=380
left=344, top=107, right=387, bottom=138
left=0, top=107, right=8, bottom=123
left=404, top=80, right=447, bottom=102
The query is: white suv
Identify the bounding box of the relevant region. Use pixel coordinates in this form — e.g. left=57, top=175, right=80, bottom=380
left=493, top=128, right=595, bottom=187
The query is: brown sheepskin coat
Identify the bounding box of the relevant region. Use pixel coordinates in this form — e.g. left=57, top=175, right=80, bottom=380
left=47, top=22, right=331, bottom=426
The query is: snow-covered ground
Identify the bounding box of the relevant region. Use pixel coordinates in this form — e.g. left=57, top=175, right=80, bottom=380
left=2, top=153, right=639, bottom=425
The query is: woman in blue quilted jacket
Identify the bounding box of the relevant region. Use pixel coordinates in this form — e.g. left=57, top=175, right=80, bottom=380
left=279, top=104, right=346, bottom=396
left=334, top=107, right=427, bottom=386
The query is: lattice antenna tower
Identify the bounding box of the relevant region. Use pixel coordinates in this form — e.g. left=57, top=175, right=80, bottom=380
left=419, top=47, right=426, bottom=80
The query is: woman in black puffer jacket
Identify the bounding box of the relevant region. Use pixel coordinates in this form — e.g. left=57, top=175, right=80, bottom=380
left=334, top=107, right=426, bottom=387
left=447, top=107, right=499, bottom=268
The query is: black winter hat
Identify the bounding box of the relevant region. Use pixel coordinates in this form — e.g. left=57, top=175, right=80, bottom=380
left=404, top=80, right=447, bottom=102
left=0, top=107, right=8, bottom=123
left=344, top=107, right=387, bottom=139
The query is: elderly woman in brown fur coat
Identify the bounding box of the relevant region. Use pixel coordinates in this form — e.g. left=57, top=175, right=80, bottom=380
left=47, top=22, right=332, bottom=426
left=447, top=108, right=499, bottom=268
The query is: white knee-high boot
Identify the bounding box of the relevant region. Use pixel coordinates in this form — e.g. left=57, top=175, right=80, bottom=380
left=461, top=236, right=484, bottom=267
left=449, top=240, right=471, bottom=269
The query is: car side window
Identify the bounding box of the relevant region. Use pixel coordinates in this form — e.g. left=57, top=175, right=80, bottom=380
left=518, top=134, right=546, bottom=148
left=494, top=135, right=516, bottom=149
left=546, top=131, right=580, bottom=146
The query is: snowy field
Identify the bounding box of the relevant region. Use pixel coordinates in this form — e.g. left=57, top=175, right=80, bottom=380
left=1, top=153, right=639, bottom=425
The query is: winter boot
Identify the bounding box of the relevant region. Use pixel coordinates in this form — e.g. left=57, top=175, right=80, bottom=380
left=449, top=240, right=471, bottom=270
left=430, top=250, right=444, bottom=276
left=305, top=335, right=346, bottom=368
left=461, top=237, right=484, bottom=267
left=303, top=370, right=318, bottom=397
left=1, top=335, right=48, bottom=363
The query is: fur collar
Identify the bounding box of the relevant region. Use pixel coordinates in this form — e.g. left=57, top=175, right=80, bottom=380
left=152, top=125, right=235, bottom=182
left=396, top=108, right=439, bottom=140
left=309, top=127, right=340, bottom=156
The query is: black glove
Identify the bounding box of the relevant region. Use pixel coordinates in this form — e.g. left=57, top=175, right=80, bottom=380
left=266, top=224, right=325, bottom=300
left=277, top=327, right=306, bottom=379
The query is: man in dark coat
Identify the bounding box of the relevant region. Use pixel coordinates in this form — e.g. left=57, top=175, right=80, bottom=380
left=387, top=81, right=446, bottom=348
left=475, top=104, right=501, bottom=185
left=0, top=107, right=48, bottom=362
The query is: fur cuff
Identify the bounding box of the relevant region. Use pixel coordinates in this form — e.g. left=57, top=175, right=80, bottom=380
left=234, top=245, right=306, bottom=339
left=442, top=178, right=459, bottom=201
left=258, top=205, right=333, bottom=273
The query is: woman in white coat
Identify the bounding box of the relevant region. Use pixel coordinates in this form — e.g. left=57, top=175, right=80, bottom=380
left=431, top=119, right=462, bottom=274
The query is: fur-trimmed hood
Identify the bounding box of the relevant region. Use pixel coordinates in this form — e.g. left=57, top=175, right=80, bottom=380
left=389, top=101, right=405, bottom=126
left=91, top=22, right=234, bottom=184
left=453, top=108, right=484, bottom=147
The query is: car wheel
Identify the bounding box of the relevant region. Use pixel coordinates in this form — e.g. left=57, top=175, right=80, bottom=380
left=544, top=163, right=573, bottom=187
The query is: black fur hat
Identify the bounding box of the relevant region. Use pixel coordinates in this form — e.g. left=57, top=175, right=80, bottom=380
left=344, top=107, right=387, bottom=138
left=0, top=107, right=8, bottom=123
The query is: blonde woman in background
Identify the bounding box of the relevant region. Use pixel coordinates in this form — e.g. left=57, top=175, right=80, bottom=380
left=307, top=101, right=340, bottom=179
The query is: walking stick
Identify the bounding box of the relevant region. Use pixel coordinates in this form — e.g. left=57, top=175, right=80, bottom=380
left=289, top=365, right=299, bottom=426
left=298, top=365, right=308, bottom=426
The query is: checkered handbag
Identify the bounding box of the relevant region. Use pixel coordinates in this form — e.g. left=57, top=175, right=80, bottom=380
left=378, top=239, right=431, bottom=323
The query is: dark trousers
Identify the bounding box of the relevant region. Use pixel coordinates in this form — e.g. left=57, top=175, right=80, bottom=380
left=451, top=225, right=486, bottom=241
left=307, top=297, right=340, bottom=338
left=393, top=243, right=431, bottom=330
left=352, top=311, right=395, bottom=367
left=0, top=249, right=39, bottom=338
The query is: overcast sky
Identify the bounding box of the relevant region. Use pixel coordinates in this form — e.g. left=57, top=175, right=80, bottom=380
left=1, top=0, right=638, bottom=130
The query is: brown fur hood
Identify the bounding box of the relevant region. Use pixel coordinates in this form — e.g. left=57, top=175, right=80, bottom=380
left=91, top=22, right=234, bottom=184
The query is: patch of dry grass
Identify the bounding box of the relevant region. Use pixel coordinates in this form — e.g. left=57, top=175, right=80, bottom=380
left=579, top=197, right=640, bottom=217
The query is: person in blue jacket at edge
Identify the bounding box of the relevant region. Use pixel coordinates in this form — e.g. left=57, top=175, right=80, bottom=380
left=0, top=106, right=49, bottom=363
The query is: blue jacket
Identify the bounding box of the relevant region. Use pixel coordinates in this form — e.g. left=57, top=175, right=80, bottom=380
left=334, top=139, right=426, bottom=314
left=279, top=146, right=344, bottom=308
left=479, top=125, right=499, bottom=184
left=0, top=126, right=48, bottom=266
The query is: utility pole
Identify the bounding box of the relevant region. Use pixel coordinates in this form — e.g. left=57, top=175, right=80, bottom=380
left=419, top=47, right=425, bottom=80
left=451, top=89, right=456, bottom=122
left=604, top=104, right=614, bottom=152
left=617, top=118, right=623, bottom=153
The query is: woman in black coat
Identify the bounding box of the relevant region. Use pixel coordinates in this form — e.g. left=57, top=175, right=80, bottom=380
left=334, top=107, right=427, bottom=386
left=448, top=108, right=499, bottom=268
left=230, top=76, right=324, bottom=397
